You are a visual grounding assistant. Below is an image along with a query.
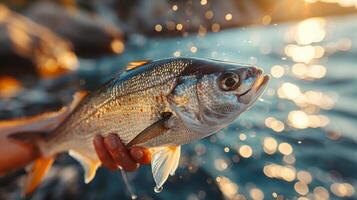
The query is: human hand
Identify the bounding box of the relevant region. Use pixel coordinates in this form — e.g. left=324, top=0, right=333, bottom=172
left=93, top=133, right=151, bottom=171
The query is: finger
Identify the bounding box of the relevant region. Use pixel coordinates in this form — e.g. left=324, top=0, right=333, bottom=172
left=129, top=147, right=151, bottom=165
left=104, top=134, right=139, bottom=171
left=93, top=135, right=117, bottom=171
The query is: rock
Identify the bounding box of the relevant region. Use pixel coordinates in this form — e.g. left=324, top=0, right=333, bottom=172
left=0, top=4, right=78, bottom=78
left=26, top=2, right=125, bottom=57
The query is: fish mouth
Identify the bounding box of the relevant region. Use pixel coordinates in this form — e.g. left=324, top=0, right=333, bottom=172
left=238, top=74, right=270, bottom=104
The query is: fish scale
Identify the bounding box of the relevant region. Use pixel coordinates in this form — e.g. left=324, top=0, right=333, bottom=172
left=44, top=60, right=190, bottom=157
left=8, top=57, right=269, bottom=195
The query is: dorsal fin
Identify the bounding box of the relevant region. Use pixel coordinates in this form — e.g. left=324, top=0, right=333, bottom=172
left=0, top=91, right=87, bottom=133
left=126, top=60, right=151, bottom=71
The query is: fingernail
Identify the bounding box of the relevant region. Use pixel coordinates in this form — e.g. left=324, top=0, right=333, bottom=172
left=131, top=149, right=143, bottom=159
left=104, top=135, right=118, bottom=150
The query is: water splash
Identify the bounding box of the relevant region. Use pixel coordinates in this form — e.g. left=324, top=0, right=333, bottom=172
left=258, top=98, right=272, bottom=105
left=154, top=186, right=163, bottom=193
left=120, top=170, right=137, bottom=199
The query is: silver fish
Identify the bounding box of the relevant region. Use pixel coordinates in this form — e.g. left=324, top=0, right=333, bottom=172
left=9, top=57, right=270, bottom=194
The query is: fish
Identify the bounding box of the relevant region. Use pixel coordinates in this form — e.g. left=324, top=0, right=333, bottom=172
left=6, top=57, right=270, bottom=195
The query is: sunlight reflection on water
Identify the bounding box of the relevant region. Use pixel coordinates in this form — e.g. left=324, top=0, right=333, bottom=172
left=1, top=10, right=356, bottom=200
left=134, top=15, right=357, bottom=200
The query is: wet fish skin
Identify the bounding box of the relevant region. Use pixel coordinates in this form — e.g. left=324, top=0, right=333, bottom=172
left=44, top=58, right=191, bottom=159
left=44, top=58, right=268, bottom=158
left=8, top=57, right=270, bottom=194
left=165, top=60, right=269, bottom=144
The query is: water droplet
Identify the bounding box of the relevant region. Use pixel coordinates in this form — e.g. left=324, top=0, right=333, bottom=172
left=154, top=186, right=163, bottom=193
left=131, top=195, right=137, bottom=200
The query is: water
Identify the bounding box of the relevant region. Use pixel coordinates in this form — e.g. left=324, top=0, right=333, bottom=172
left=154, top=186, right=163, bottom=193
left=1, top=15, right=357, bottom=200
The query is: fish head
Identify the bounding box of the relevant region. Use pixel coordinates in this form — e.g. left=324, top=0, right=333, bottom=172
left=168, top=58, right=270, bottom=135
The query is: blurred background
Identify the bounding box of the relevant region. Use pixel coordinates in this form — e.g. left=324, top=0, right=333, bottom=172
left=0, top=0, right=357, bottom=199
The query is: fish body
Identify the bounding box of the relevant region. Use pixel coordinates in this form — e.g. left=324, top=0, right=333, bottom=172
left=9, top=57, right=270, bottom=194
left=45, top=58, right=189, bottom=159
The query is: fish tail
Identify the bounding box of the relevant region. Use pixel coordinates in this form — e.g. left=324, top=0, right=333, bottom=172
left=23, top=156, right=55, bottom=196
left=8, top=131, right=48, bottom=153
left=0, top=91, right=88, bottom=196
left=8, top=131, right=55, bottom=196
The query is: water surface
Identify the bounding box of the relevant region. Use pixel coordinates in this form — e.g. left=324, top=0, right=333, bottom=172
left=1, top=14, right=357, bottom=200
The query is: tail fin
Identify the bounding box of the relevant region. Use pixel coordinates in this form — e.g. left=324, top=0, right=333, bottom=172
left=23, top=157, right=54, bottom=196
left=0, top=91, right=88, bottom=196
left=8, top=131, right=55, bottom=196
left=8, top=131, right=46, bottom=145
left=8, top=131, right=48, bottom=155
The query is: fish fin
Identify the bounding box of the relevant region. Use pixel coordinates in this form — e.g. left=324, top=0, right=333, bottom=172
left=126, top=60, right=152, bottom=71
left=8, top=131, right=47, bottom=155
left=127, top=112, right=172, bottom=147
left=69, top=150, right=101, bottom=183
left=170, top=146, right=181, bottom=176
left=8, top=132, right=54, bottom=196
left=23, top=157, right=55, bottom=196
left=8, top=131, right=47, bottom=143
left=0, top=91, right=87, bottom=134
left=151, top=146, right=181, bottom=189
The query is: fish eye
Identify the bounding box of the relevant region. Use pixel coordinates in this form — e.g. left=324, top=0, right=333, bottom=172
left=219, top=72, right=240, bottom=91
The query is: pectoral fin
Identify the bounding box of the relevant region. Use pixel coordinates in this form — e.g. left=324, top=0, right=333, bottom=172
left=69, top=150, right=101, bottom=183
left=127, top=112, right=172, bottom=147
left=151, top=146, right=181, bottom=189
